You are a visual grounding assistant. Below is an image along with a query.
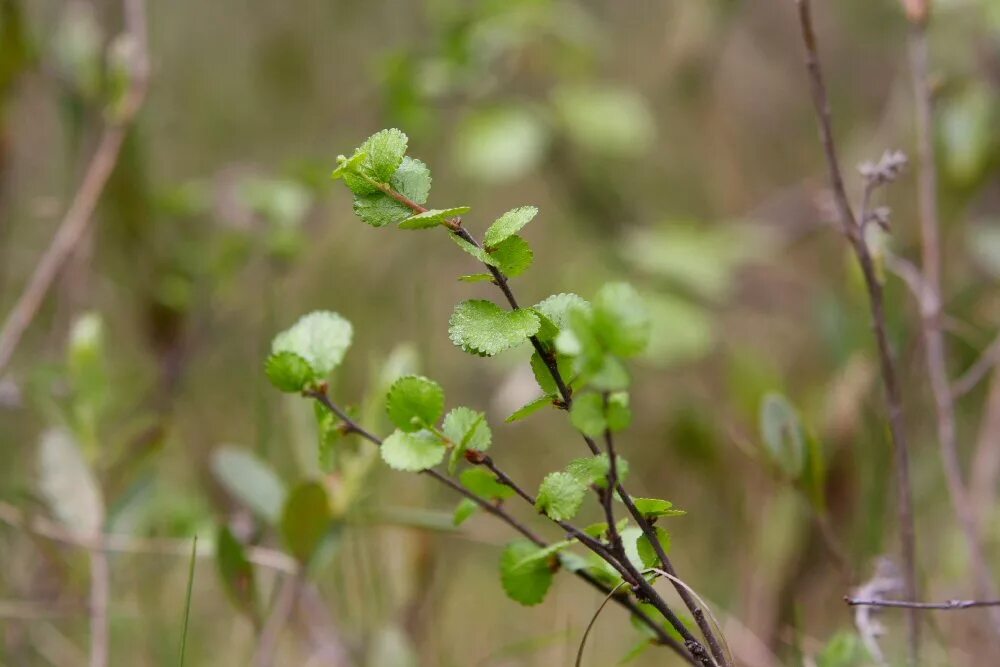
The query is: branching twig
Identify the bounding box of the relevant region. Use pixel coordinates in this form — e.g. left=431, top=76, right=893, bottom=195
left=794, top=2, right=921, bottom=661
left=0, top=0, right=150, bottom=376
left=846, top=597, right=1000, bottom=610
left=905, top=11, right=1000, bottom=634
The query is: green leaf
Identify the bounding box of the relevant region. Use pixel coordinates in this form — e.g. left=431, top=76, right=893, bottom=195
left=331, top=150, right=367, bottom=181
left=381, top=429, right=446, bottom=472
left=816, top=631, right=870, bottom=667
left=352, top=191, right=412, bottom=227
left=271, top=311, right=353, bottom=376
left=759, top=392, right=806, bottom=478
left=443, top=406, right=491, bottom=473
left=391, top=157, right=432, bottom=204
left=569, top=393, right=607, bottom=437
left=530, top=351, right=573, bottom=396
left=499, top=540, right=555, bottom=606
left=361, top=128, right=408, bottom=181
left=459, top=467, right=514, bottom=500
left=386, top=375, right=445, bottom=432
left=621, top=638, right=654, bottom=663
left=566, top=453, right=629, bottom=489
left=487, top=235, right=533, bottom=277
left=636, top=527, right=671, bottom=568
left=459, top=273, right=494, bottom=283
left=505, top=395, right=553, bottom=423
left=265, top=351, right=316, bottom=393
left=399, top=206, right=470, bottom=230
left=314, top=402, right=346, bottom=473
left=530, top=309, right=560, bottom=342
left=37, top=428, right=104, bottom=534
left=551, top=85, right=655, bottom=158
left=484, top=206, right=538, bottom=247
left=536, top=471, right=587, bottom=521
left=533, top=293, right=591, bottom=333
left=592, top=282, right=650, bottom=357
left=512, top=539, right=575, bottom=569
left=448, top=300, right=540, bottom=357
left=450, top=233, right=499, bottom=266
left=281, top=481, right=333, bottom=563
left=453, top=498, right=479, bottom=526
left=350, top=157, right=432, bottom=227
left=632, top=498, right=686, bottom=519
left=606, top=392, right=631, bottom=432
left=216, top=525, right=258, bottom=621
left=454, top=106, right=548, bottom=183
left=211, top=446, right=287, bottom=525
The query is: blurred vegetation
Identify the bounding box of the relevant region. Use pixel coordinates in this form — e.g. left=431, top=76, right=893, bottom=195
left=2, top=0, right=1000, bottom=665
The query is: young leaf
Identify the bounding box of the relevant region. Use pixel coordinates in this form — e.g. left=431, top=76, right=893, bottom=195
left=453, top=498, right=479, bottom=526
left=636, top=527, right=671, bottom=568
left=759, top=392, right=806, bottom=478
left=360, top=128, right=408, bottom=181
left=484, top=206, right=538, bottom=247
left=499, top=540, right=555, bottom=606
left=533, top=293, right=591, bottom=333
left=487, top=235, right=533, bottom=277
left=331, top=151, right=367, bottom=182
left=381, top=429, right=446, bottom=472
left=458, top=273, right=494, bottom=283
left=448, top=300, right=540, bottom=357
left=450, top=233, right=499, bottom=266
left=271, top=311, right=353, bottom=376
left=569, top=393, right=607, bottom=437
left=352, top=192, right=413, bottom=228
left=351, top=157, right=432, bottom=227
left=566, top=453, right=629, bottom=489
left=37, top=428, right=104, bottom=535
left=592, top=282, right=650, bottom=357
left=505, top=395, right=553, bottom=423
left=632, top=498, right=686, bottom=519
left=386, top=375, right=445, bottom=432
left=265, top=351, right=316, bottom=393
left=530, top=351, right=573, bottom=396
left=443, top=406, right=491, bottom=473
left=216, top=525, right=258, bottom=621
left=460, top=467, right=514, bottom=500
left=281, top=481, right=333, bottom=563
left=536, top=471, right=587, bottom=521
left=606, top=391, right=631, bottom=431
left=391, top=157, right=432, bottom=204
left=211, top=446, right=287, bottom=525
left=314, top=402, right=347, bottom=473
left=399, top=206, right=470, bottom=230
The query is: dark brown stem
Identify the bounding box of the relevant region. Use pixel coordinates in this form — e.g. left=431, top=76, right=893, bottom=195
left=308, top=390, right=697, bottom=665
left=795, top=2, right=920, bottom=662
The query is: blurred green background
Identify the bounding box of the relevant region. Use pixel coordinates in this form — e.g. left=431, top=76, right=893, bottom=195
left=2, top=0, right=1000, bottom=665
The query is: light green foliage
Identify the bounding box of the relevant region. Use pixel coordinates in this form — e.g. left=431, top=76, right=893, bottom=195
left=443, top=406, right=491, bottom=472
left=361, top=128, right=408, bottom=181
left=448, top=300, right=540, bottom=356
left=271, top=311, right=353, bottom=377
left=636, top=527, right=671, bottom=568
left=351, top=156, right=433, bottom=227
left=458, top=273, right=494, bottom=283
left=454, top=106, right=548, bottom=183
left=566, top=453, right=629, bottom=489
left=552, top=84, right=656, bottom=157
left=484, top=206, right=538, bottom=247
left=606, top=392, right=632, bottom=431
left=450, top=233, right=499, bottom=266
left=940, top=84, right=996, bottom=186
left=532, top=293, right=591, bottom=337
left=390, top=157, right=433, bottom=203
left=505, top=395, right=552, bottom=423
left=314, top=402, right=346, bottom=473
left=265, top=351, right=316, bottom=393
left=281, top=481, right=333, bottom=563
left=211, top=446, right=287, bottom=525
left=583, top=518, right=630, bottom=539
left=487, top=235, right=533, bottom=277
left=569, top=393, right=607, bottom=437
left=453, top=498, right=479, bottom=526
left=536, top=471, right=587, bottom=521
left=399, top=206, right=470, bottom=230
left=759, top=392, right=805, bottom=478
left=632, top=498, right=686, bottom=519
left=38, top=428, right=104, bottom=534
left=529, top=351, right=572, bottom=396
left=381, top=429, right=446, bottom=471
left=216, top=525, right=258, bottom=621
left=592, top=282, right=650, bottom=357
left=816, top=632, right=870, bottom=667
left=499, top=540, right=555, bottom=606
left=643, top=293, right=715, bottom=367
left=460, top=468, right=514, bottom=500
left=386, top=375, right=445, bottom=432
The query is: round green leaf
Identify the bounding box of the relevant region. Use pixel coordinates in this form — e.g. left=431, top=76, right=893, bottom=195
left=499, top=540, right=555, bottom=606
left=484, top=206, right=538, bottom=247
left=211, top=445, right=287, bottom=525
left=264, top=351, right=316, bottom=393
left=271, top=311, right=353, bottom=376
left=381, top=429, right=446, bottom=472
left=386, top=375, right=445, bottom=432
left=281, top=481, right=333, bottom=563
left=448, top=300, right=540, bottom=357
left=536, top=471, right=587, bottom=521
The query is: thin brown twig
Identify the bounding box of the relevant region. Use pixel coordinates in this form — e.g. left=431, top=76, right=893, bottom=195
left=89, top=541, right=110, bottom=667
left=953, top=334, right=1000, bottom=399
left=846, top=597, right=1000, bottom=610
left=794, top=1, right=920, bottom=662
left=0, top=0, right=150, bottom=377
left=906, top=15, right=1000, bottom=634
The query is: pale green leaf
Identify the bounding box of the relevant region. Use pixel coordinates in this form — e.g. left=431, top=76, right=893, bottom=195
left=453, top=498, right=478, bottom=526
left=606, top=392, right=631, bottom=432
left=443, top=406, right=491, bottom=473
left=386, top=375, right=445, bottom=432
left=593, top=282, right=649, bottom=357
left=505, top=395, right=553, bottom=423
left=399, top=206, right=470, bottom=230
left=381, top=429, right=446, bottom=472
left=636, top=527, right=671, bottom=568
left=448, top=300, right=540, bottom=357
left=459, top=467, right=514, bottom=500
left=499, top=540, right=555, bottom=606
left=37, top=428, right=104, bottom=535
left=759, top=392, right=805, bottom=478
left=271, top=311, right=353, bottom=376
left=458, top=273, right=494, bottom=283
left=281, top=481, right=333, bottom=563
left=484, top=206, right=538, bottom=247
left=450, top=234, right=499, bottom=266
left=536, top=471, right=587, bottom=521
left=566, top=453, right=629, bottom=489
left=361, top=128, right=408, bottom=181
left=487, top=235, right=533, bottom=277
left=532, top=293, right=591, bottom=334
left=211, top=445, right=287, bottom=524
left=632, top=498, right=686, bottom=519
left=569, top=393, right=606, bottom=437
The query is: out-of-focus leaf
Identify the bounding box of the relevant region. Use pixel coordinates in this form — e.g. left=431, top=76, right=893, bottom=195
left=281, top=481, right=333, bottom=563
left=940, top=84, right=996, bottom=186
left=643, top=293, right=714, bottom=367
left=759, top=393, right=806, bottom=479
left=816, top=631, right=870, bottom=667
left=454, top=106, right=548, bottom=182
left=271, top=311, right=353, bottom=377
left=453, top=498, right=478, bottom=526
left=37, top=428, right=104, bottom=535
left=211, top=446, right=287, bottom=524
left=551, top=84, right=655, bottom=157
left=366, top=625, right=419, bottom=667
left=967, top=220, right=1000, bottom=279
left=216, top=525, right=258, bottom=621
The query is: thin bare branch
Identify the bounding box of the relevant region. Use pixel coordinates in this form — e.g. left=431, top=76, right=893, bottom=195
left=794, top=1, right=920, bottom=661
left=0, top=0, right=150, bottom=376
left=953, top=334, right=1000, bottom=399
left=846, top=597, right=1000, bottom=610
left=88, top=545, right=110, bottom=667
